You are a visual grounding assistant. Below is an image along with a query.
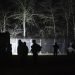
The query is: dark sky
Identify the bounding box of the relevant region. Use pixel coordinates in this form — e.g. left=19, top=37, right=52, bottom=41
left=0, top=0, right=73, bottom=14
left=0, top=0, right=12, bottom=7
left=0, top=0, right=14, bottom=10
left=0, top=0, right=60, bottom=9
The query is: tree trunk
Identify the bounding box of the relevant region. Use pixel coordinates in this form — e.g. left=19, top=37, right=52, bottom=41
left=73, top=16, right=75, bottom=39
left=51, top=8, right=56, bottom=43
left=23, top=11, right=26, bottom=37
left=3, top=15, right=6, bottom=32
left=65, top=12, right=68, bottom=40
left=64, top=12, right=69, bottom=50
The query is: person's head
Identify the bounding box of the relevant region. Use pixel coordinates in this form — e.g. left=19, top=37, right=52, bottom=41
left=18, top=40, right=22, bottom=45
left=24, top=42, right=26, bottom=45
left=32, top=40, right=36, bottom=44
left=55, top=42, right=57, bottom=45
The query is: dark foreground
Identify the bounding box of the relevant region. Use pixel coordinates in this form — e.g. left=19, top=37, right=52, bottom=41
left=0, top=55, right=75, bottom=75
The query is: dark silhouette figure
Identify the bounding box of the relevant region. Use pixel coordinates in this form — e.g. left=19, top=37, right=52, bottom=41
left=31, top=40, right=41, bottom=63
left=17, top=40, right=23, bottom=56
left=72, top=40, right=75, bottom=49
left=22, top=42, right=28, bottom=56
left=17, top=40, right=28, bottom=56
left=53, top=42, right=59, bottom=56
left=21, top=42, right=29, bottom=64
left=17, top=40, right=29, bottom=64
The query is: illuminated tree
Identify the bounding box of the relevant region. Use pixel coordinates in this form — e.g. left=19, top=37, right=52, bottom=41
left=11, top=0, right=35, bottom=37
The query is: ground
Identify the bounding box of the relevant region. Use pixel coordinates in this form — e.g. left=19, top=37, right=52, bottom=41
left=0, top=55, right=75, bottom=75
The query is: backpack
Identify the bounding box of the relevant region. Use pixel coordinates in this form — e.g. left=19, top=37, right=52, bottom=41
left=36, top=44, right=41, bottom=53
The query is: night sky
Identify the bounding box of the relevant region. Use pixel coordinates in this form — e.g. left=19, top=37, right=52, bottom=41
left=0, top=0, right=61, bottom=10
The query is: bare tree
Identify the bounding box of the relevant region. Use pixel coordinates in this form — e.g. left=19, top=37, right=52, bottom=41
left=11, top=0, right=35, bottom=37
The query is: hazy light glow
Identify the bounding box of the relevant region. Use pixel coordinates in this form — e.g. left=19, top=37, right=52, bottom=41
left=10, top=38, right=54, bottom=55
left=10, top=38, right=18, bottom=55
left=10, top=38, right=66, bottom=55
left=10, top=38, right=33, bottom=55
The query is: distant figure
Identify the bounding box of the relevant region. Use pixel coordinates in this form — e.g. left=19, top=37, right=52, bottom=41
left=53, top=42, right=59, bottom=56
left=67, top=43, right=75, bottom=55
left=72, top=40, right=75, bottom=49
left=31, top=40, right=41, bottom=63
left=22, top=42, right=28, bottom=56
left=17, top=40, right=23, bottom=56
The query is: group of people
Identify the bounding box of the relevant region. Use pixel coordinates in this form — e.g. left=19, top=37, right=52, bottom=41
left=17, top=39, right=75, bottom=57
left=17, top=39, right=42, bottom=58
left=17, top=40, right=28, bottom=56
left=0, top=31, right=75, bottom=57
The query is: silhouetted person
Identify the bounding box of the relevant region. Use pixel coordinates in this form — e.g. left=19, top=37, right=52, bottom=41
left=22, top=42, right=28, bottom=56
left=72, top=40, right=75, bottom=49
left=53, top=42, right=59, bottom=56
left=17, top=40, right=23, bottom=56
left=31, top=40, right=41, bottom=63
left=21, top=42, right=29, bottom=64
